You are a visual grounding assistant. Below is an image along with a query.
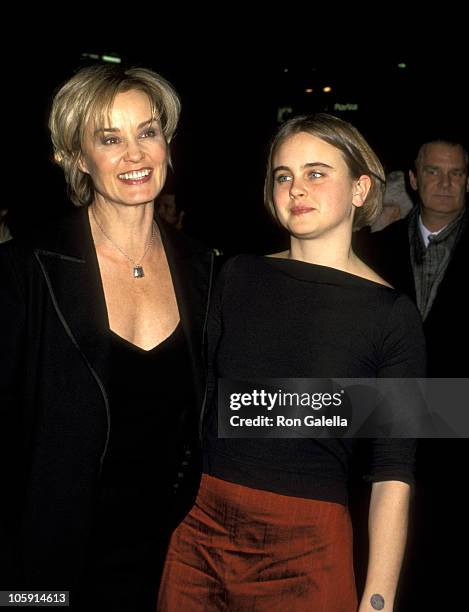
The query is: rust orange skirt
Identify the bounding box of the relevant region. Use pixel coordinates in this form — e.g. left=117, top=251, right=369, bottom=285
left=157, top=474, right=357, bottom=611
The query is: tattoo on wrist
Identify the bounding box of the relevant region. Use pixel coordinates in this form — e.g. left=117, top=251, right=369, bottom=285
left=370, top=593, right=385, bottom=610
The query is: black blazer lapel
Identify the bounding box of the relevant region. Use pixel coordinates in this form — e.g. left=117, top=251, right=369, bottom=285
left=34, top=208, right=111, bottom=390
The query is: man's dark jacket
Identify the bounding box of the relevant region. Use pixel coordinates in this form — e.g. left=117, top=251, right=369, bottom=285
left=355, top=211, right=468, bottom=376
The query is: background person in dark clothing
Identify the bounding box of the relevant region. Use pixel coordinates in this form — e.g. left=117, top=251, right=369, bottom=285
left=356, top=136, right=468, bottom=376
left=355, top=135, right=468, bottom=609
left=156, top=191, right=185, bottom=231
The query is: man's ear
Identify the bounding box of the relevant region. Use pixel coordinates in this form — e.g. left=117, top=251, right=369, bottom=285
left=352, top=175, right=371, bottom=208
left=409, top=169, right=418, bottom=191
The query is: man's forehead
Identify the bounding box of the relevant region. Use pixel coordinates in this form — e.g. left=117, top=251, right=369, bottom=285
left=420, top=143, right=467, bottom=168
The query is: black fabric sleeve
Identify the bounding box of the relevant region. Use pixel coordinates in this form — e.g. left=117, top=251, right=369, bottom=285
left=365, top=439, right=417, bottom=486
left=378, top=293, right=427, bottom=378
left=365, top=294, right=426, bottom=485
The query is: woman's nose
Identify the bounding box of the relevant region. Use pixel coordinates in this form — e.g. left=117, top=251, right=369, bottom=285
left=124, top=139, right=144, bottom=162
left=290, top=179, right=307, bottom=198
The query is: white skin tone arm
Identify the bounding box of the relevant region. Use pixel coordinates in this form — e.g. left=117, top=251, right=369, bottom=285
left=358, top=480, right=411, bottom=611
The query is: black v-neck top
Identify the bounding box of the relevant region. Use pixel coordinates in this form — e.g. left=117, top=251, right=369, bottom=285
left=203, top=255, right=426, bottom=504
left=84, top=322, right=194, bottom=603
left=104, top=324, right=193, bottom=473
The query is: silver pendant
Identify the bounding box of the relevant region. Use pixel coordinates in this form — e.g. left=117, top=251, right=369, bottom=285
left=133, top=265, right=145, bottom=278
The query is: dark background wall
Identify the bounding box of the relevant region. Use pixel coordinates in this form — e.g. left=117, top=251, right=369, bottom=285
left=9, top=42, right=467, bottom=256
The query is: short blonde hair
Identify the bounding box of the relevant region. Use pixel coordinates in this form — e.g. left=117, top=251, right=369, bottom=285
left=49, top=64, right=181, bottom=207
left=264, top=113, right=385, bottom=231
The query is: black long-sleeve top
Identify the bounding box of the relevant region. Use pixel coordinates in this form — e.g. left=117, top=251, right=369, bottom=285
left=203, top=255, right=426, bottom=505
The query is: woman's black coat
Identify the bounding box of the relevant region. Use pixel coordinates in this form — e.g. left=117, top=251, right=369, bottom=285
left=0, top=207, right=214, bottom=591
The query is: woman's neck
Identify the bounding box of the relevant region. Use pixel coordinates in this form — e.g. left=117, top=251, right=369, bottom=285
left=89, top=199, right=155, bottom=254
left=288, top=233, right=358, bottom=274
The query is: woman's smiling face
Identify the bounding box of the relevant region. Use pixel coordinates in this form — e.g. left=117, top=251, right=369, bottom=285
left=272, top=132, right=367, bottom=240
left=80, top=89, right=168, bottom=208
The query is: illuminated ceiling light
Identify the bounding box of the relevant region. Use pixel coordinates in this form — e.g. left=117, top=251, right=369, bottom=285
left=102, top=54, right=121, bottom=64
left=284, top=68, right=289, bottom=73
left=81, top=52, right=100, bottom=60
left=398, top=63, right=407, bottom=69
left=305, top=88, right=314, bottom=94
left=323, top=86, right=332, bottom=93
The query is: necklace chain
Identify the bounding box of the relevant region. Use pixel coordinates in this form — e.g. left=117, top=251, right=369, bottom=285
left=91, top=207, right=156, bottom=277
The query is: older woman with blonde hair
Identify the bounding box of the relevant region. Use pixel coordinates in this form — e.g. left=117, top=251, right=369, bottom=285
left=158, top=114, right=425, bottom=611
left=0, top=64, right=214, bottom=611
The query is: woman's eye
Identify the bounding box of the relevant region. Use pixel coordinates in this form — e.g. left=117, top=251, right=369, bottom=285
left=308, top=171, right=323, bottom=179
left=276, top=175, right=291, bottom=183
left=102, top=136, right=120, bottom=145
left=140, top=128, right=157, bottom=139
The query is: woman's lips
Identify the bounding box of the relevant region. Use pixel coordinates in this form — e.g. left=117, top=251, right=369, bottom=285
left=290, top=206, right=315, bottom=215
left=117, top=168, right=153, bottom=185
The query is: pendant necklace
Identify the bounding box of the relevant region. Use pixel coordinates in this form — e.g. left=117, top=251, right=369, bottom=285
left=91, top=207, right=156, bottom=278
